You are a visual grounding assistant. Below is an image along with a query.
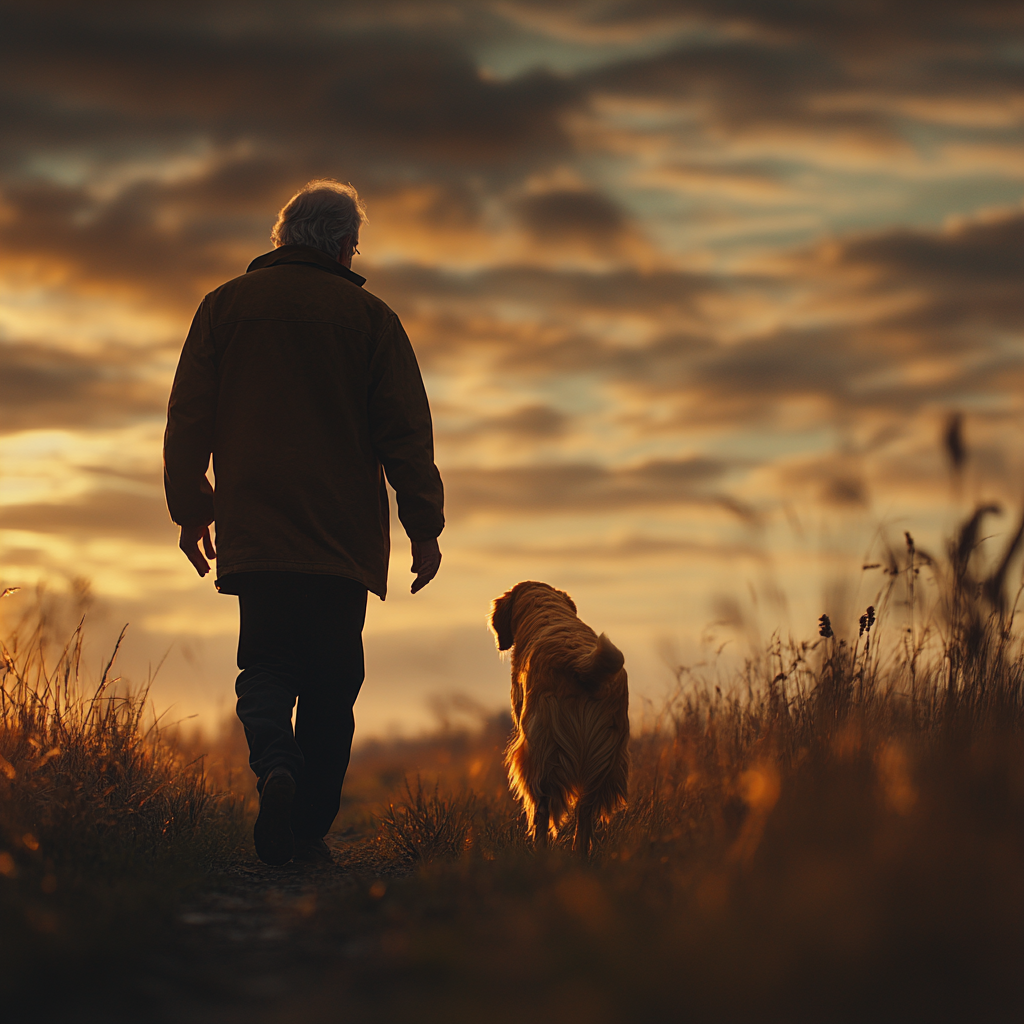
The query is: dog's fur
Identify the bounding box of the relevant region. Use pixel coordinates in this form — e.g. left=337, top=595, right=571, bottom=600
left=490, top=581, right=629, bottom=857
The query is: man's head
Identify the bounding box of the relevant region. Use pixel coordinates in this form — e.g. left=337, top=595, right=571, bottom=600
left=271, top=180, right=367, bottom=265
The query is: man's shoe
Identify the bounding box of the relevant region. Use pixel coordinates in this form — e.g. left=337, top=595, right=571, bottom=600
left=253, top=766, right=296, bottom=866
left=293, top=837, right=334, bottom=865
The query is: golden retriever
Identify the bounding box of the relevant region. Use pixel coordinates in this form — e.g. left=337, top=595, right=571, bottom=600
left=490, top=581, right=629, bottom=858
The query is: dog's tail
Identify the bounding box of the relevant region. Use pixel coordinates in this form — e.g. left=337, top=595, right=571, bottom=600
left=575, top=633, right=625, bottom=693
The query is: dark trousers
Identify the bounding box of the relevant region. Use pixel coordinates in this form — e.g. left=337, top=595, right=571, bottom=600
left=233, top=572, right=368, bottom=841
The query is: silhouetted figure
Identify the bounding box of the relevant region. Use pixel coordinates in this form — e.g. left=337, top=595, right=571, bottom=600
left=164, top=180, right=444, bottom=865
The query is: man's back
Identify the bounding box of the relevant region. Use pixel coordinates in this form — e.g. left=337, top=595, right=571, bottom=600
left=164, top=179, right=443, bottom=866
left=164, top=243, right=444, bottom=598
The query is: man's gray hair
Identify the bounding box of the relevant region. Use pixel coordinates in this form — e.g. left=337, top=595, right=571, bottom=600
left=271, top=179, right=367, bottom=258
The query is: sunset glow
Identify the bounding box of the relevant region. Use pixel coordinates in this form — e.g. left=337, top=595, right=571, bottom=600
left=1, top=1, right=1021, bottom=734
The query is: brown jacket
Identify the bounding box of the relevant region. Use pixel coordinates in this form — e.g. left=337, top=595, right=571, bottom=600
left=163, top=245, right=444, bottom=599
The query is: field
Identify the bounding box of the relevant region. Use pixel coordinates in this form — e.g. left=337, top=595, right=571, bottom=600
left=0, top=521, right=1022, bottom=1023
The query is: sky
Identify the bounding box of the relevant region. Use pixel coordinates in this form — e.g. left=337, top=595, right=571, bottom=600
left=0, top=0, right=1022, bottom=737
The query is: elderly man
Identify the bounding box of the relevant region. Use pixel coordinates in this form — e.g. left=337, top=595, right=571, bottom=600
left=164, top=180, right=444, bottom=866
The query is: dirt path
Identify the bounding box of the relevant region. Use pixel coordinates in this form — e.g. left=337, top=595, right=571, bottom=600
left=77, top=835, right=398, bottom=1024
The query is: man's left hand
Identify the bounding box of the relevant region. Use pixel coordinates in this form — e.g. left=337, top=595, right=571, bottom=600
left=411, top=537, right=441, bottom=594
left=179, top=523, right=217, bottom=577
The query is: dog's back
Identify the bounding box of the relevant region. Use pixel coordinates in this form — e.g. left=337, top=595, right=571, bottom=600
left=491, top=581, right=629, bottom=853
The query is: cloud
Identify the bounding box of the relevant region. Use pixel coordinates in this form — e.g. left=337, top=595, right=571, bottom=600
left=438, top=403, right=569, bottom=444
left=0, top=9, right=584, bottom=306
left=378, top=206, right=1024, bottom=457
left=634, top=163, right=792, bottom=202
left=1, top=0, right=1018, bottom=313
left=0, top=489, right=174, bottom=541
left=514, top=188, right=628, bottom=245
left=0, top=341, right=163, bottom=434
left=1, top=11, right=578, bottom=170
left=474, top=532, right=766, bottom=562
left=0, top=8, right=1019, bottom=524
left=0, top=177, right=247, bottom=309
left=445, top=456, right=755, bottom=518
left=831, top=210, right=1024, bottom=329
left=1, top=0, right=1020, bottom=738
left=610, top=208, right=1024, bottom=427
left=383, top=261, right=719, bottom=308
left=508, top=0, right=1024, bottom=60
left=588, top=40, right=857, bottom=131
left=4, top=198, right=1016, bottom=471
left=582, top=40, right=1021, bottom=162
left=777, top=456, right=871, bottom=509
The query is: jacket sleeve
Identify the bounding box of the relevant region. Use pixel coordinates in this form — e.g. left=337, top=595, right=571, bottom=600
left=163, top=300, right=217, bottom=527
left=367, top=313, right=445, bottom=541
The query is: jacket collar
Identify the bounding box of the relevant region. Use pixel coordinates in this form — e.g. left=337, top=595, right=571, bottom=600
left=246, top=245, right=366, bottom=287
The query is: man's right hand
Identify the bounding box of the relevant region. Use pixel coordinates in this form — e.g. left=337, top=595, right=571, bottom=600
left=410, top=537, right=441, bottom=594
left=179, top=522, right=217, bottom=577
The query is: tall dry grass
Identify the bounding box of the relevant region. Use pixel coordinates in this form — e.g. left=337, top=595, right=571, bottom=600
left=303, top=513, right=1023, bottom=1023
left=0, top=505, right=1021, bottom=1022
left=0, top=588, right=245, bottom=1005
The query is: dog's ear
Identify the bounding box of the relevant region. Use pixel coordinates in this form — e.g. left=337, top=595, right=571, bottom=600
left=490, top=590, right=516, bottom=651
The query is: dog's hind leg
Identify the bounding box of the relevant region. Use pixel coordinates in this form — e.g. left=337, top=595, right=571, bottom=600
left=573, top=803, right=594, bottom=860
left=533, top=795, right=550, bottom=849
